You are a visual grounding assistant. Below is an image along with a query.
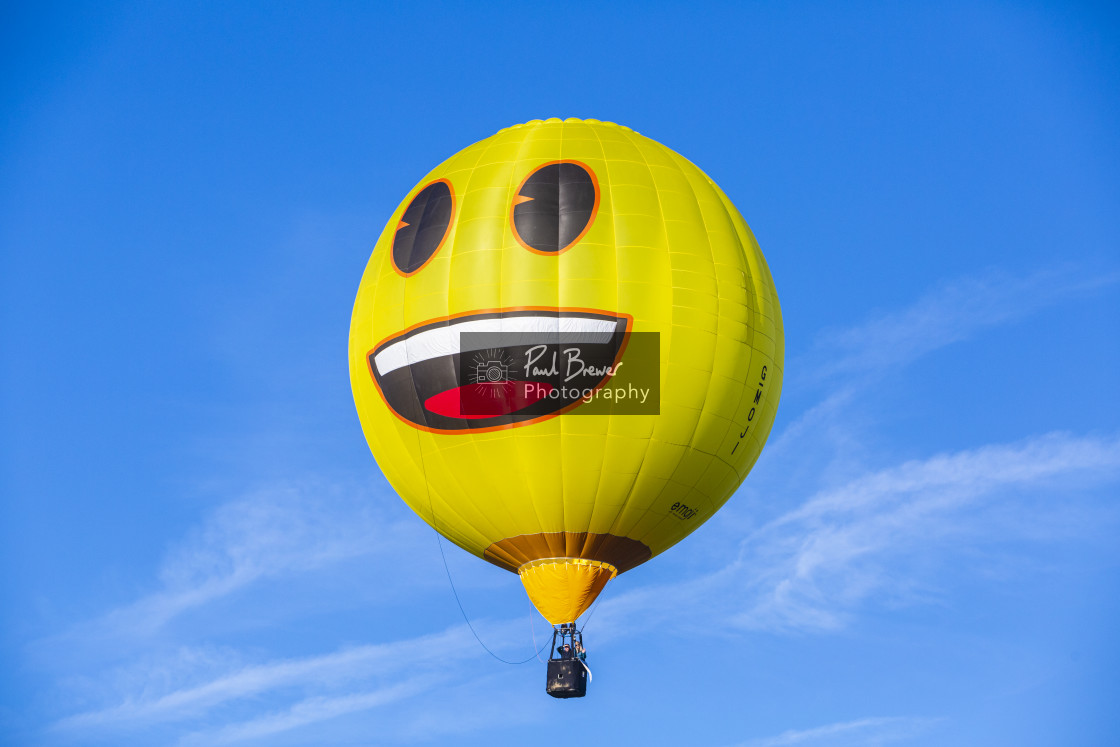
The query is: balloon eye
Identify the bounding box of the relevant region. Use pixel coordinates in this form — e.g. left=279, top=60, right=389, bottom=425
left=392, top=179, right=454, bottom=275
left=512, top=161, right=599, bottom=254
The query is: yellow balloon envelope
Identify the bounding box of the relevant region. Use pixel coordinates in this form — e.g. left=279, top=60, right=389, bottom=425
left=349, top=119, right=783, bottom=625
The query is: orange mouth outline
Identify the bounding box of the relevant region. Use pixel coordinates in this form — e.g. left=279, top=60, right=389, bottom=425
left=366, top=305, right=634, bottom=435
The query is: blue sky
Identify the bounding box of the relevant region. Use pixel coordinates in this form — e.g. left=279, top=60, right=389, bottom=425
left=2, top=2, right=1118, bottom=745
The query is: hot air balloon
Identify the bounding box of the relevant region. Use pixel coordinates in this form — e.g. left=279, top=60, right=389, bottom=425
left=349, top=118, right=782, bottom=696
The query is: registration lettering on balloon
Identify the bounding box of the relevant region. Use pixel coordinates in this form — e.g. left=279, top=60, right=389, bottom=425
left=731, top=365, right=769, bottom=455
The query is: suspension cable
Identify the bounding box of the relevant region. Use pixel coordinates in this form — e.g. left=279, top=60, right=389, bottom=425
left=432, top=529, right=549, bottom=664
left=418, top=438, right=548, bottom=665
left=578, top=592, right=605, bottom=634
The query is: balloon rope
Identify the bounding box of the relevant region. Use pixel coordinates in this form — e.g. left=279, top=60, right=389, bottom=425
left=431, top=527, right=548, bottom=665
left=578, top=593, right=605, bottom=634
left=529, top=602, right=549, bottom=664
left=418, top=438, right=548, bottom=665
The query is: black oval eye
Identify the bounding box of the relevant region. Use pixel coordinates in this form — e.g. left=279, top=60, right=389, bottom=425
left=392, top=179, right=454, bottom=275
left=511, top=161, right=598, bottom=254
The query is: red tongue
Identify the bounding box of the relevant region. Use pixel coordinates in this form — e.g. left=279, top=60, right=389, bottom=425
left=424, top=381, right=554, bottom=419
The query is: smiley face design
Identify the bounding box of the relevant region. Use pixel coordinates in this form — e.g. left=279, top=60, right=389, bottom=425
left=349, top=119, right=784, bottom=625
left=367, top=159, right=630, bottom=434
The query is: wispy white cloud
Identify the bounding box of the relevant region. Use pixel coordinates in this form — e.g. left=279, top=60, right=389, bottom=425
left=51, top=617, right=548, bottom=745
left=738, top=716, right=940, bottom=746
left=759, top=264, right=1119, bottom=500
left=54, top=626, right=474, bottom=731
left=178, top=676, right=443, bottom=746
left=592, top=431, right=1120, bottom=637
left=178, top=671, right=545, bottom=747
left=737, top=431, right=1120, bottom=632
left=86, top=481, right=428, bottom=635
left=42, top=473, right=546, bottom=744
left=798, top=265, right=1119, bottom=384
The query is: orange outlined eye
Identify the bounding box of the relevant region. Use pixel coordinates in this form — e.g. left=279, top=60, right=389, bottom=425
left=392, top=179, right=454, bottom=276
left=511, top=161, right=599, bottom=254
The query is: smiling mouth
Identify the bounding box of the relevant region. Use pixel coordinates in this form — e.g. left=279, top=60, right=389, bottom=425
left=367, top=308, right=631, bottom=433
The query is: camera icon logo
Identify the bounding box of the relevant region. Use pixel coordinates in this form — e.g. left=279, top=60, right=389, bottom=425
left=469, top=348, right=513, bottom=388
left=476, top=359, right=509, bottom=383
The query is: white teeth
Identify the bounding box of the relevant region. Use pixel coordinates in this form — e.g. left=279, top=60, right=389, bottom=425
left=373, top=314, right=619, bottom=376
